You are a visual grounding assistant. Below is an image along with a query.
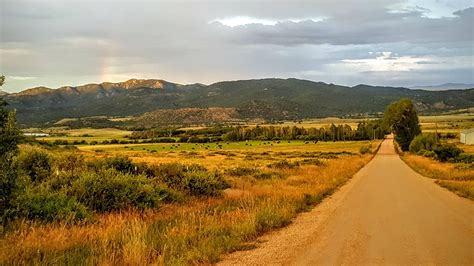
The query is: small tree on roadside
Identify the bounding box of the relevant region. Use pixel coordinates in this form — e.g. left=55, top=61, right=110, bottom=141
left=0, top=75, right=21, bottom=218
left=383, top=98, right=421, bottom=151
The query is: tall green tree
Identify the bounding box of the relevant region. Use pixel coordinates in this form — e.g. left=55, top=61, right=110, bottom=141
left=383, top=98, right=421, bottom=151
left=0, top=75, right=21, bottom=218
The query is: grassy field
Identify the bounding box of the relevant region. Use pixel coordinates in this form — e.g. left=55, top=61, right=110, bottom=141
left=79, top=140, right=370, bottom=152
left=81, top=140, right=374, bottom=171
left=418, top=114, right=473, bottom=134
left=402, top=153, right=474, bottom=200
left=36, top=128, right=132, bottom=142
left=250, top=117, right=367, bottom=129
left=1, top=139, right=381, bottom=265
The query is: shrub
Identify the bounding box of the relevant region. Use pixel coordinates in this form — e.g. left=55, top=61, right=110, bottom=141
left=454, top=153, right=474, bottom=164
left=254, top=171, right=284, bottom=180
left=55, top=152, right=84, bottom=178
left=150, top=163, right=230, bottom=196
left=53, top=139, right=69, bottom=145
left=433, top=144, right=463, bottom=162
left=14, top=188, right=90, bottom=222
left=359, top=145, right=371, bottom=154
left=104, top=156, right=135, bottom=173
left=18, top=148, right=51, bottom=182
left=255, top=205, right=291, bottom=233
left=70, top=169, right=174, bottom=212
left=178, top=136, right=189, bottom=143
left=180, top=171, right=230, bottom=196
left=409, top=134, right=439, bottom=153
left=267, top=160, right=299, bottom=169
left=298, top=158, right=325, bottom=166
left=417, top=149, right=437, bottom=158
left=150, top=163, right=205, bottom=180
left=225, top=167, right=259, bottom=176
left=89, top=156, right=136, bottom=173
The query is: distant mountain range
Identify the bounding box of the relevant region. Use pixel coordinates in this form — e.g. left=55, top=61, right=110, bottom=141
left=2, top=78, right=473, bottom=127
left=411, top=83, right=474, bottom=91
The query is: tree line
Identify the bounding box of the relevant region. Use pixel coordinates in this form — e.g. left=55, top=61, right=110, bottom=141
left=127, top=121, right=387, bottom=143
left=222, top=121, right=387, bottom=142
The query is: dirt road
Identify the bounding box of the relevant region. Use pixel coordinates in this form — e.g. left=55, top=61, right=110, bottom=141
left=220, top=136, right=474, bottom=265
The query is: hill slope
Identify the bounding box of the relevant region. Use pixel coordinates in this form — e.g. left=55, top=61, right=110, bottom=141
left=4, top=78, right=474, bottom=126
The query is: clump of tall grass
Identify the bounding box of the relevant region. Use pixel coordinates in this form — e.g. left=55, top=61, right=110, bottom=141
left=359, top=145, right=372, bottom=154
left=436, top=180, right=474, bottom=200
left=225, top=167, right=260, bottom=177
left=149, top=163, right=230, bottom=196
left=267, top=160, right=299, bottom=169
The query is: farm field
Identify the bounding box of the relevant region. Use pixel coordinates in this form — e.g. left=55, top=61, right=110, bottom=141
left=418, top=113, right=473, bottom=133
left=1, top=136, right=381, bottom=264
left=36, top=128, right=132, bottom=142
left=80, top=140, right=373, bottom=170
left=251, top=117, right=366, bottom=129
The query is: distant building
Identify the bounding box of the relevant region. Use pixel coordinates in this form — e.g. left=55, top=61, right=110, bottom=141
left=24, top=133, right=49, bottom=137
left=460, top=129, right=474, bottom=145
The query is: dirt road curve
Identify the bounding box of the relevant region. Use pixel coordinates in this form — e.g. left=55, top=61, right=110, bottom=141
left=220, top=136, right=474, bottom=265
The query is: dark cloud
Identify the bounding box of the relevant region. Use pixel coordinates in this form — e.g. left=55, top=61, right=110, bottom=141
left=212, top=7, right=473, bottom=46
left=0, top=0, right=472, bottom=92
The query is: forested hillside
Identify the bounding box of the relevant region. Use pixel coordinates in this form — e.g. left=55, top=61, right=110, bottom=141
left=4, top=78, right=473, bottom=126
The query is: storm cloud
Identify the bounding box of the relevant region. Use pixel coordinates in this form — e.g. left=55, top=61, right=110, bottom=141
left=0, top=0, right=473, bottom=92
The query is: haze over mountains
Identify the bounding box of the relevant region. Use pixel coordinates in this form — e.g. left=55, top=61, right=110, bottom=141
left=3, top=78, right=473, bottom=127
left=410, top=83, right=474, bottom=91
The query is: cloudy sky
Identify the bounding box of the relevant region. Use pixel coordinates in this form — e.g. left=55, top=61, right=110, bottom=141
left=0, top=0, right=473, bottom=92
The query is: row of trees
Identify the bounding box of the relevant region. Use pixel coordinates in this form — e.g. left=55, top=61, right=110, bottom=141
left=222, top=121, right=387, bottom=142
left=129, top=127, right=233, bottom=139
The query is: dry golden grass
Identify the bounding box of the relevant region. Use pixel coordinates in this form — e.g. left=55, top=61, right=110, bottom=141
left=455, top=142, right=474, bottom=154
left=436, top=180, right=474, bottom=200
left=402, top=154, right=473, bottom=200
left=402, top=154, right=473, bottom=181
left=1, top=142, right=376, bottom=265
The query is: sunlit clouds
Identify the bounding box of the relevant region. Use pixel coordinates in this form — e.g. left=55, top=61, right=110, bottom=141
left=209, top=16, right=326, bottom=27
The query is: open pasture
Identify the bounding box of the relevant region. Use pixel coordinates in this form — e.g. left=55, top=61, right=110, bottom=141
left=249, top=117, right=365, bottom=129
left=419, top=114, right=473, bottom=134
left=79, top=140, right=372, bottom=153
left=2, top=136, right=381, bottom=265
left=80, top=140, right=376, bottom=170
left=36, top=128, right=132, bottom=142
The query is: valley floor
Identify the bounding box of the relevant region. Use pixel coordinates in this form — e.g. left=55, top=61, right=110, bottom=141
left=1, top=140, right=377, bottom=264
